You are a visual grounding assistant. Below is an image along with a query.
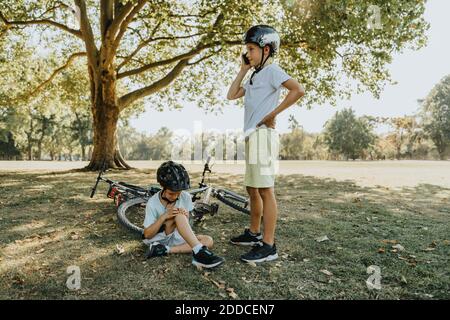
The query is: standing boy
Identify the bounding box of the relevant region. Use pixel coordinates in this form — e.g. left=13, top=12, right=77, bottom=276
left=227, top=25, right=305, bottom=263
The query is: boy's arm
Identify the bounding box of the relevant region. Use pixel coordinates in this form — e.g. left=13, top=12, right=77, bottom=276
left=257, top=79, right=305, bottom=128
left=227, top=69, right=248, bottom=100
left=227, top=56, right=252, bottom=100
left=143, top=206, right=179, bottom=239
left=143, top=216, right=166, bottom=239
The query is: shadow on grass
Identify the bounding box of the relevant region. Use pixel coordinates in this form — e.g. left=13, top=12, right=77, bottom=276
left=0, top=170, right=449, bottom=299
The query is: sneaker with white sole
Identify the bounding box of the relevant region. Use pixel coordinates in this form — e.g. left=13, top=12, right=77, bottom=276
left=192, top=246, right=225, bottom=268
left=240, top=242, right=278, bottom=263
left=145, top=242, right=168, bottom=259
left=230, top=228, right=263, bottom=246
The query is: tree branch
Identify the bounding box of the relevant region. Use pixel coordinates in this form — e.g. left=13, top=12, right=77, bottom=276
left=187, top=48, right=223, bottom=66
left=118, top=12, right=228, bottom=109
left=118, top=59, right=189, bottom=109
left=27, top=52, right=87, bottom=98
left=116, top=21, right=162, bottom=71
left=111, top=0, right=148, bottom=51
left=116, top=31, right=208, bottom=72
left=0, top=10, right=83, bottom=39
left=117, top=39, right=240, bottom=79
left=74, top=0, right=98, bottom=67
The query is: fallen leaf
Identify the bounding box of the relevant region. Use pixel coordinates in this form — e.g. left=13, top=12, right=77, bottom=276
left=209, top=278, right=225, bottom=289
left=392, top=244, right=405, bottom=252
left=35, top=248, right=45, bottom=254
left=228, top=291, right=238, bottom=299
left=381, top=239, right=398, bottom=244
left=315, top=235, right=329, bottom=242
left=241, top=277, right=252, bottom=284
left=320, top=269, right=333, bottom=276
left=247, top=261, right=257, bottom=267
left=378, top=248, right=385, bottom=254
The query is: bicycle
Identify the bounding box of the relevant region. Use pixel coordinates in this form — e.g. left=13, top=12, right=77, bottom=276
left=90, top=156, right=251, bottom=237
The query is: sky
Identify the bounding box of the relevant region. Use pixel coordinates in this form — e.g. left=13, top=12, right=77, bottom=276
left=129, top=0, right=450, bottom=136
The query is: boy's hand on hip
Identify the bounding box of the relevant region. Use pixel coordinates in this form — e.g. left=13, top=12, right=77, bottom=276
left=257, top=114, right=277, bottom=129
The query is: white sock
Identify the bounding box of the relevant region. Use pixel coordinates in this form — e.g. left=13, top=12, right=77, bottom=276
left=192, top=243, right=203, bottom=254
left=165, top=245, right=171, bottom=253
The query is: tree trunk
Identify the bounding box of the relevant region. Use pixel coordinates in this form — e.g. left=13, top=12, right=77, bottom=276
left=84, top=63, right=131, bottom=171
left=81, top=144, right=86, bottom=161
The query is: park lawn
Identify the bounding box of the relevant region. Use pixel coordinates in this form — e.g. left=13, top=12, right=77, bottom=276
left=0, top=168, right=449, bottom=300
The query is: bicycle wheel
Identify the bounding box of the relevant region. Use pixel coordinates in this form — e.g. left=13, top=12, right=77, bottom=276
left=117, top=197, right=146, bottom=237
left=215, top=189, right=250, bottom=215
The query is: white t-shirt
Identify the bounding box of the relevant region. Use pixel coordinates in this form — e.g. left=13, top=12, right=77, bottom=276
left=143, top=190, right=194, bottom=228
left=243, top=63, right=291, bottom=137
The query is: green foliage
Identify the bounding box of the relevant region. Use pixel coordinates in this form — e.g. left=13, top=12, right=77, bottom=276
left=421, top=74, right=450, bottom=159
left=323, top=108, right=376, bottom=160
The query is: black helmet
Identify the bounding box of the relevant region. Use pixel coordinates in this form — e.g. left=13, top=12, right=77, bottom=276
left=243, top=25, right=280, bottom=56
left=157, top=161, right=190, bottom=191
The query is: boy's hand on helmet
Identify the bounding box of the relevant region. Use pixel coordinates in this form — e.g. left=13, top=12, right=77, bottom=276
left=257, top=114, right=277, bottom=129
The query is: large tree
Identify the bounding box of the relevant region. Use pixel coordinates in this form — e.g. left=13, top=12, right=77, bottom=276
left=0, top=0, right=428, bottom=169
left=421, top=75, right=450, bottom=160
left=323, top=108, right=377, bottom=160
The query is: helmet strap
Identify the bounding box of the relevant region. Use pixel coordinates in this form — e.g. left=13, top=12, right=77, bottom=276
left=250, top=47, right=271, bottom=85
left=161, top=188, right=179, bottom=206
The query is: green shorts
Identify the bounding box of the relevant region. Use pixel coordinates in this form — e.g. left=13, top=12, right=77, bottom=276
left=244, top=127, right=280, bottom=188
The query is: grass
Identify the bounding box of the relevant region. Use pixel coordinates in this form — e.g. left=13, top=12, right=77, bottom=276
left=0, top=168, right=449, bottom=300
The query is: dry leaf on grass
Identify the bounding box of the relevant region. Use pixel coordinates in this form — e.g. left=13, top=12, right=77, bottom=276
left=315, top=235, right=329, bottom=242
left=196, top=265, right=203, bottom=271
left=35, top=248, right=45, bottom=254
left=320, top=269, right=333, bottom=276
left=226, top=287, right=238, bottom=299
left=381, top=239, right=398, bottom=245
left=392, top=244, right=405, bottom=252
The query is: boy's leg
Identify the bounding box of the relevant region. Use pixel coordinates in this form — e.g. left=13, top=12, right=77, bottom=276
left=258, top=187, right=278, bottom=246
left=173, top=214, right=202, bottom=248
left=169, top=235, right=213, bottom=254
left=246, top=186, right=263, bottom=234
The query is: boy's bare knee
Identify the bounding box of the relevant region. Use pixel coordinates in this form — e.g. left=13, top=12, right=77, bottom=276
left=258, top=187, right=273, bottom=198
left=174, top=214, right=189, bottom=224
left=247, top=186, right=260, bottom=198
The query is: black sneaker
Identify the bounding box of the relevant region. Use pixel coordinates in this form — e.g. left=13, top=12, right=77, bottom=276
left=145, top=242, right=168, bottom=259
left=240, top=242, right=278, bottom=263
left=230, top=228, right=263, bottom=246
left=192, top=246, right=225, bottom=268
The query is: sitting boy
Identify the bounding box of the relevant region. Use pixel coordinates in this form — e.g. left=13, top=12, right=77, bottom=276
left=143, top=160, right=224, bottom=268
